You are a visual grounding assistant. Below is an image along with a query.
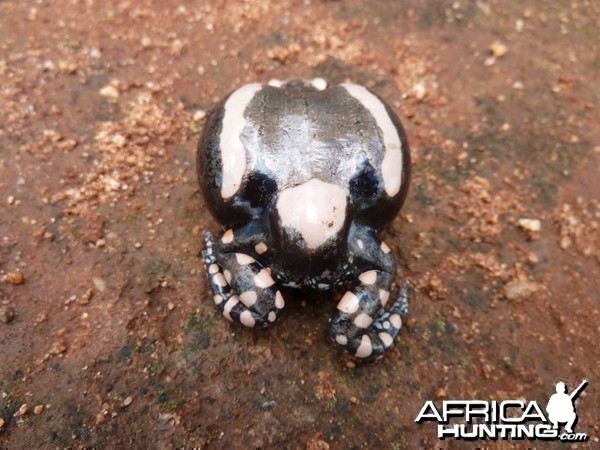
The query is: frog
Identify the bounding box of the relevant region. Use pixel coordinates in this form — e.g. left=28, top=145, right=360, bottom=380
left=197, top=78, right=411, bottom=360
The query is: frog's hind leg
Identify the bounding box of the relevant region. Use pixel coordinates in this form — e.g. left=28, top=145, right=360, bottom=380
left=329, top=224, right=409, bottom=360
left=202, top=231, right=284, bottom=328
left=330, top=274, right=408, bottom=360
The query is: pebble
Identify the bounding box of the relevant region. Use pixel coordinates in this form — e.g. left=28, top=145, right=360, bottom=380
left=78, top=289, right=94, bottom=305
left=134, top=242, right=143, bottom=249
left=0, top=306, right=16, bottom=323
left=34, top=404, right=44, bottom=415
left=490, top=40, right=508, bottom=58
left=193, top=110, right=207, bottom=121
left=123, top=396, right=133, bottom=407
left=505, top=280, right=542, bottom=300
left=93, top=277, right=107, bottom=292
left=350, top=396, right=359, bottom=404
left=0, top=418, right=4, bottom=428
left=14, top=404, right=28, bottom=418
left=3, top=271, right=24, bottom=285
left=100, top=85, right=120, bottom=98
left=518, top=218, right=541, bottom=232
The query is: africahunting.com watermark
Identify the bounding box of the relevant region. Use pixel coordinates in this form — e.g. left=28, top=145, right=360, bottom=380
left=416, top=380, right=589, bottom=442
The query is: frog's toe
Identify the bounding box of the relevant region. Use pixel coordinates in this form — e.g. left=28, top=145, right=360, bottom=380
left=203, top=248, right=285, bottom=328
left=329, top=272, right=408, bottom=360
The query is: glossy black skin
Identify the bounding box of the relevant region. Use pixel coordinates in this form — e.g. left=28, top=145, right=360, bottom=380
left=198, top=79, right=411, bottom=359
left=198, top=80, right=410, bottom=280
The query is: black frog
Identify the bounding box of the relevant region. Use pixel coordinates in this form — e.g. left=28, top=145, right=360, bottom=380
left=197, top=78, right=411, bottom=359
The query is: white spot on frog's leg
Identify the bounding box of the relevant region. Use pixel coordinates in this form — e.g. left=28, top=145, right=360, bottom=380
left=355, top=334, right=373, bottom=358
left=235, top=253, right=256, bottom=265
left=354, top=313, right=374, bottom=328
left=358, top=270, right=377, bottom=285
left=213, top=294, right=223, bottom=305
left=220, top=83, right=262, bottom=199
left=223, top=269, right=232, bottom=285
left=221, top=229, right=234, bottom=244
left=379, top=332, right=394, bottom=348
left=337, top=291, right=360, bottom=314
left=379, top=289, right=390, bottom=306
left=356, top=239, right=364, bottom=249
left=213, top=273, right=227, bottom=287
left=341, top=83, right=403, bottom=197
left=380, top=241, right=391, bottom=254
left=239, top=290, right=257, bottom=307
left=268, top=311, right=277, bottom=322
left=276, top=179, right=348, bottom=249
left=335, top=334, right=348, bottom=345
left=240, top=310, right=256, bottom=327
left=275, top=291, right=285, bottom=309
left=390, top=314, right=402, bottom=329
left=208, top=264, right=219, bottom=274
left=382, top=320, right=391, bottom=330
left=255, top=242, right=268, bottom=254
left=223, top=295, right=239, bottom=321
left=311, top=78, right=327, bottom=91
left=254, top=269, right=275, bottom=288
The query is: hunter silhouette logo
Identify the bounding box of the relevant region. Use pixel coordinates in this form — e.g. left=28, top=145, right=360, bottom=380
left=546, top=380, right=587, bottom=434
left=416, top=379, right=589, bottom=442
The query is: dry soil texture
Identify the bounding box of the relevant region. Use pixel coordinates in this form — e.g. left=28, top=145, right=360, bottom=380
left=0, top=0, right=599, bottom=448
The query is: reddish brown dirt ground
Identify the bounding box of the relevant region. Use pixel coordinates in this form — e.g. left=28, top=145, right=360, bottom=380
left=1, top=1, right=599, bottom=448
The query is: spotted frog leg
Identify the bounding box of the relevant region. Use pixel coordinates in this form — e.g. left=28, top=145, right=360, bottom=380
left=330, top=224, right=409, bottom=360
left=202, top=227, right=284, bottom=328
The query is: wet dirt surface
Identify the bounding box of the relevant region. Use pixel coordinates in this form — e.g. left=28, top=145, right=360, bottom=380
left=1, top=0, right=599, bottom=448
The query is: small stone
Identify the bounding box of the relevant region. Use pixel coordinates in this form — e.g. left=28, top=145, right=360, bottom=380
left=0, top=306, right=16, bottom=323
left=350, top=396, right=359, bottom=404
left=4, top=271, right=24, bottom=285
left=500, top=123, right=511, bottom=132
left=505, top=280, right=542, bottom=300
left=123, top=396, right=133, bottom=407
left=100, top=85, right=120, bottom=98
left=436, top=387, right=447, bottom=398
left=193, top=110, right=207, bottom=121
left=490, top=40, right=508, bottom=58
left=134, top=242, right=143, bottom=249
left=167, top=302, right=175, bottom=311
left=0, top=417, right=4, bottom=428
left=34, top=404, right=44, bottom=415
left=518, top=218, right=541, bottom=232
left=528, top=253, right=539, bottom=264
left=14, top=404, right=28, bottom=418
left=484, top=56, right=496, bottom=67
left=7, top=195, right=15, bottom=205
left=346, top=361, right=356, bottom=369
left=77, top=289, right=94, bottom=305
left=93, top=277, right=107, bottom=292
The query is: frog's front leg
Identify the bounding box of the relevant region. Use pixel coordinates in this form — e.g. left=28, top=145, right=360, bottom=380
left=202, top=226, right=284, bottom=328
left=330, top=225, right=409, bottom=360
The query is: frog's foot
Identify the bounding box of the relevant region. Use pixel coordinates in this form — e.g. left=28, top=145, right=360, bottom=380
left=202, top=231, right=284, bottom=328
left=330, top=271, right=408, bottom=360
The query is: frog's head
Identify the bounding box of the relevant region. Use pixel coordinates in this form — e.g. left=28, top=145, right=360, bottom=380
left=269, top=178, right=351, bottom=270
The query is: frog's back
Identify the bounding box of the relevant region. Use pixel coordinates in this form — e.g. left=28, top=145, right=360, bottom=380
left=198, top=79, right=410, bottom=229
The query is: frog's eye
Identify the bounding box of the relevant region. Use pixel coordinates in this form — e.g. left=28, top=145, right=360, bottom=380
left=349, top=160, right=378, bottom=200
left=244, top=171, right=277, bottom=209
